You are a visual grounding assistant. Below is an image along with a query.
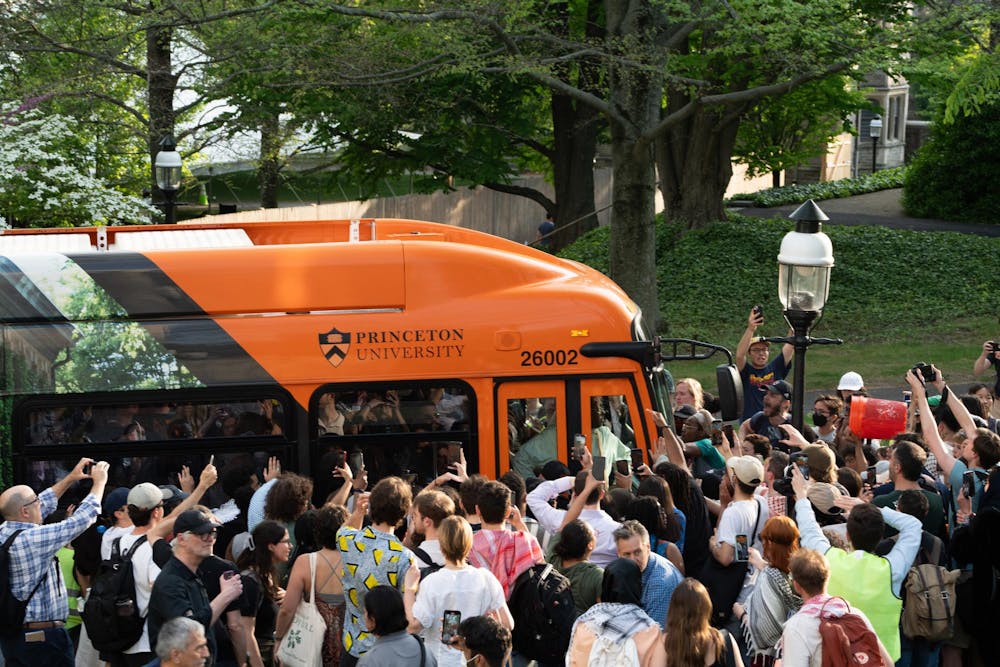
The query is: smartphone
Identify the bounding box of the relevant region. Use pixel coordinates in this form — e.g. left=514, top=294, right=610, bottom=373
left=865, top=465, right=877, bottom=484
left=752, top=304, right=763, bottom=318
left=349, top=451, right=364, bottom=474
left=735, top=534, right=749, bottom=562
left=723, top=424, right=734, bottom=442
left=334, top=450, right=347, bottom=468
left=441, top=610, right=461, bottom=644
left=962, top=470, right=978, bottom=500
left=572, top=434, right=587, bottom=460
left=630, top=448, right=643, bottom=470
left=208, top=454, right=214, bottom=467
left=592, top=456, right=606, bottom=481
left=711, top=419, right=723, bottom=434
left=222, top=570, right=237, bottom=580
left=797, top=463, right=810, bottom=480
left=615, top=459, right=630, bottom=477
left=82, top=462, right=92, bottom=475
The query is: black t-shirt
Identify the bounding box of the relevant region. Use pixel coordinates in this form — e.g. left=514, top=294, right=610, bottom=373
left=200, top=555, right=243, bottom=663
left=148, top=557, right=216, bottom=660
left=749, top=412, right=818, bottom=453
left=682, top=478, right=712, bottom=578
left=240, top=569, right=278, bottom=641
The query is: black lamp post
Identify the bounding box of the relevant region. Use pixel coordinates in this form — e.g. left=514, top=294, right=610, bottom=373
left=154, top=135, right=182, bottom=224
left=775, top=200, right=842, bottom=431
left=869, top=115, right=882, bottom=174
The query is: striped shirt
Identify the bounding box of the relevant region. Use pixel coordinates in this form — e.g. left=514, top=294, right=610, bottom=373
left=0, top=488, right=100, bottom=623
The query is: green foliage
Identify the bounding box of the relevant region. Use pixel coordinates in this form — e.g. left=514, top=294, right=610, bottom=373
left=729, top=167, right=907, bottom=208
left=902, top=99, right=1000, bottom=224
left=559, top=213, right=999, bottom=344
left=0, top=109, right=157, bottom=227
left=734, top=77, right=871, bottom=179
left=944, top=39, right=1000, bottom=124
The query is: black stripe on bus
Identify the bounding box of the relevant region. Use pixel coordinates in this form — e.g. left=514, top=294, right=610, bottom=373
left=70, top=252, right=273, bottom=386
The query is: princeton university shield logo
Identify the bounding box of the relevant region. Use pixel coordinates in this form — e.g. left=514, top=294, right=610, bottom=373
left=319, top=328, right=351, bottom=367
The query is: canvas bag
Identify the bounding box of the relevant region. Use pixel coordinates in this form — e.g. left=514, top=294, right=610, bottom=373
left=276, top=552, right=326, bottom=667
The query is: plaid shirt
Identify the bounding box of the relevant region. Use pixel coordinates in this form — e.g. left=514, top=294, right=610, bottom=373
left=0, top=488, right=100, bottom=623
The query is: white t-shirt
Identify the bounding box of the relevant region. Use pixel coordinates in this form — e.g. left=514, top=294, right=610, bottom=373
left=781, top=606, right=878, bottom=667
left=115, top=532, right=161, bottom=654
left=100, top=525, right=135, bottom=561
left=717, top=497, right=768, bottom=551
left=412, top=565, right=506, bottom=667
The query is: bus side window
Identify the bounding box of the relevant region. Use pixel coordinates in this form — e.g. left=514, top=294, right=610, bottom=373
left=508, top=396, right=557, bottom=480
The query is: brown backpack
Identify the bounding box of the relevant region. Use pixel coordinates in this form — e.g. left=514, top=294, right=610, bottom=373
left=817, top=598, right=887, bottom=667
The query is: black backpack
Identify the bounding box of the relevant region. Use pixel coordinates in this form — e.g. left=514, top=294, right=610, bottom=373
left=0, top=530, right=48, bottom=637
left=412, top=547, right=443, bottom=581
left=508, top=562, right=579, bottom=664
left=83, top=535, right=148, bottom=653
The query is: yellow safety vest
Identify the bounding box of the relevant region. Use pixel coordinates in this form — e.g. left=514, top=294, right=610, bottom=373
left=57, top=546, right=83, bottom=630
left=825, top=547, right=902, bottom=660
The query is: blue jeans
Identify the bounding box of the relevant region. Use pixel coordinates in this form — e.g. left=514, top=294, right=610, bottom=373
left=0, top=627, right=73, bottom=667
left=895, top=635, right=940, bottom=667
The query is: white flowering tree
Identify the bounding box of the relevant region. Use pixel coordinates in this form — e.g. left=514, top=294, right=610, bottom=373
left=0, top=107, right=158, bottom=228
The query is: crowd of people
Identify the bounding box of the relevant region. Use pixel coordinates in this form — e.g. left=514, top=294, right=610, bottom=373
left=2, top=308, right=1000, bottom=667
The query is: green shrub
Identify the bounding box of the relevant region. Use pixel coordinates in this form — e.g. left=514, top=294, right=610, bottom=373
left=728, top=167, right=907, bottom=208
left=559, top=214, right=999, bottom=342
left=902, top=102, right=1000, bottom=224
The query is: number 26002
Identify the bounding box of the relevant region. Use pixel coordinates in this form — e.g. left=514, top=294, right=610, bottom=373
left=519, top=349, right=579, bottom=366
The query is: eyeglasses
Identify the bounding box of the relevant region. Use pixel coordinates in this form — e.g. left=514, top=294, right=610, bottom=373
left=188, top=529, right=218, bottom=541
left=22, top=495, right=40, bottom=509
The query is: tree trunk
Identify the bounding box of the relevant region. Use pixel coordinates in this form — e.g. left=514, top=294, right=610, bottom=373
left=606, top=0, right=663, bottom=330
left=772, top=170, right=781, bottom=189
left=146, top=23, right=177, bottom=203
left=656, top=103, right=743, bottom=229
left=548, top=0, right=604, bottom=251
left=259, top=112, right=281, bottom=209
left=550, top=92, right=601, bottom=250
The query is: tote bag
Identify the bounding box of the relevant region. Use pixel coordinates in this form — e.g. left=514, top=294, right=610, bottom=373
left=276, top=552, right=326, bottom=667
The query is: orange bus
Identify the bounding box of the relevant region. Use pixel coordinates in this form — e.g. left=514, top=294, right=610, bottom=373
left=0, top=218, right=729, bottom=503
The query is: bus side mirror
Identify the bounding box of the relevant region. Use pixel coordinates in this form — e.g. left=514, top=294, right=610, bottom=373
left=716, top=364, right=742, bottom=421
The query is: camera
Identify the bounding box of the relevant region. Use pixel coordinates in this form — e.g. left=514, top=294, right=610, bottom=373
left=911, top=362, right=935, bottom=383
left=991, top=341, right=999, bottom=354
left=772, top=454, right=809, bottom=496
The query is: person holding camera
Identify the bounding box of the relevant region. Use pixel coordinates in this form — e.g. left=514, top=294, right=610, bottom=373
left=972, top=340, right=1000, bottom=398
left=735, top=306, right=794, bottom=421
left=0, top=458, right=111, bottom=667
left=906, top=366, right=1000, bottom=530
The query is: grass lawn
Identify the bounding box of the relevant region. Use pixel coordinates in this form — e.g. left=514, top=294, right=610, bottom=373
left=560, top=215, right=999, bottom=394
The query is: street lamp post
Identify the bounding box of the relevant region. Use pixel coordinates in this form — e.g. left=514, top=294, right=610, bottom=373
left=154, top=135, right=182, bottom=224
left=775, top=200, right=843, bottom=431
left=869, top=115, right=882, bottom=174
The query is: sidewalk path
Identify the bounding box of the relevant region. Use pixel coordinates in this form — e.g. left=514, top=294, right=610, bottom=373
left=733, top=188, right=1000, bottom=237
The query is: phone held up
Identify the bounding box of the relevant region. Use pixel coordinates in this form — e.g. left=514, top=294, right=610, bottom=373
left=629, top=448, right=644, bottom=470
left=441, top=610, right=461, bottom=644
left=572, top=434, right=587, bottom=460
left=735, top=534, right=749, bottom=562
left=615, top=459, right=630, bottom=477
left=591, top=456, right=606, bottom=482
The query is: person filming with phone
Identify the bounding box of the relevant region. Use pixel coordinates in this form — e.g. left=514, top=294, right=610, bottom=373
left=0, top=458, right=111, bottom=667
left=406, top=515, right=512, bottom=666
left=735, top=305, right=794, bottom=421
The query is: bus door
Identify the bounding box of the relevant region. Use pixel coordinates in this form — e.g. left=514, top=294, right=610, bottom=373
left=579, top=377, right=652, bottom=468
left=495, top=379, right=569, bottom=481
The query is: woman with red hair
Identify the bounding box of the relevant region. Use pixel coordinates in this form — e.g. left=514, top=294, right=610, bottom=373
left=733, top=515, right=802, bottom=666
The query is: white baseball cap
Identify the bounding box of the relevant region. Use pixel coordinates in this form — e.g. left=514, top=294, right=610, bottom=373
left=837, top=371, right=865, bottom=392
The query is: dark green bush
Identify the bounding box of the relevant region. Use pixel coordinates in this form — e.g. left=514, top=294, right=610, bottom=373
left=728, top=167, right=907, bottom=208
left=559, top=214, right=999, bottom=341
left=902, top=102, right=1000, bottom=223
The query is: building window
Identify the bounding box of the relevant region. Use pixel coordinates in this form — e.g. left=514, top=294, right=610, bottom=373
left=887, top=96, right=903, bottom=141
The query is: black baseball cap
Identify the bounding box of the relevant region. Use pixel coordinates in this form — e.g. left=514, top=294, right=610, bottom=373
left=173, top=510, right=215, bottom=535
left=759, top=380, right=792, bottom=401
